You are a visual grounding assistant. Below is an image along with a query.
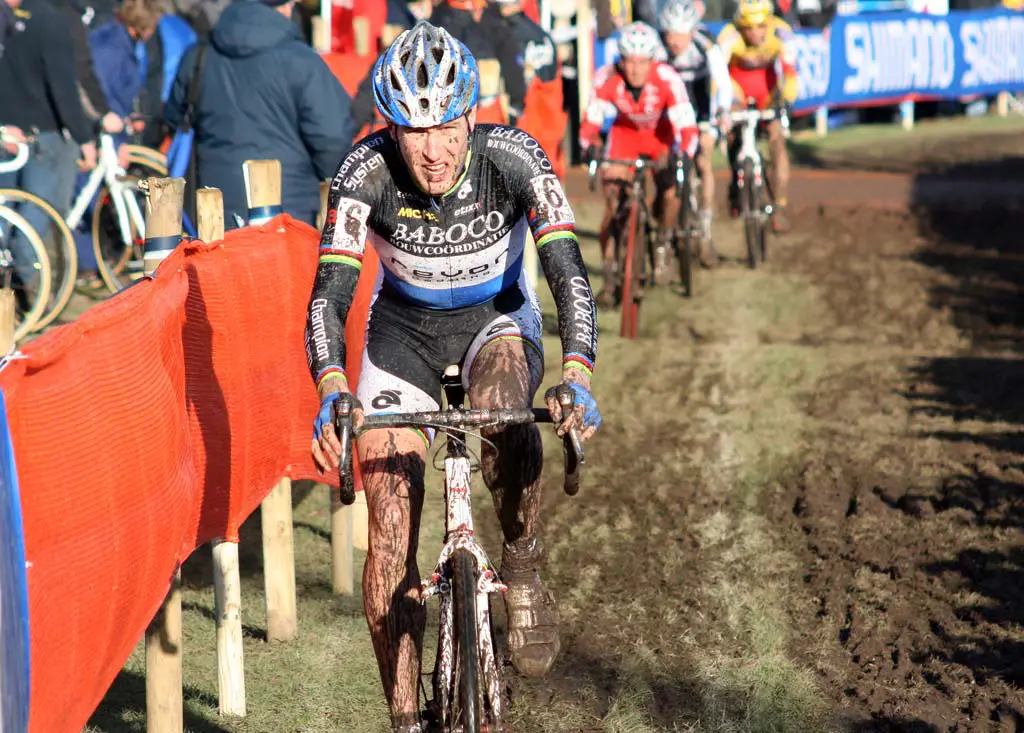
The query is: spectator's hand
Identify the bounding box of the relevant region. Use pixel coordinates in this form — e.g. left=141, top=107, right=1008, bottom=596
left=100, top=112, right=125, bottom=134
left=78, top=142, right=98, bottom=171
left=0, top=125, right=27, bottom=154
left=127, top=116, right=146, bottom=135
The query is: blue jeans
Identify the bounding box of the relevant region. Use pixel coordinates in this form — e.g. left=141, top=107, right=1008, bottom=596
left=0, top=131, right=80, bottom=286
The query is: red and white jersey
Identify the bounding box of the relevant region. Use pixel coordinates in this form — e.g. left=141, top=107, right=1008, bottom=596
left=579, top=61, right=698, bottom=156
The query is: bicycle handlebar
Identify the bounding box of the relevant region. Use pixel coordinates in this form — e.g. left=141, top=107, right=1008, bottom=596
left=727, top=106, right=792, bottom=139
left=331, top=383, right=585, bottom=505
left=587, top=155, right=656, bottom=192
left=0, top=142, right=30, bottom=175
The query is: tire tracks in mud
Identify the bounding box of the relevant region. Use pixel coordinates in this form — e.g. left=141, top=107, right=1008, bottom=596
left=766, top=205, right=1024, bottom=732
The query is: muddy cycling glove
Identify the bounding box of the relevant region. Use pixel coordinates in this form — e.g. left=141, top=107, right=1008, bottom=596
left=567, top=381, right=602, bottom=429
left=313, top=392, right=337, bottom=441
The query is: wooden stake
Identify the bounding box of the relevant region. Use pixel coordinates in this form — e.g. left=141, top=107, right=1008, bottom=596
left=262, top=477, right=297, bottom=642
left=353, top=16, right=370, bottom=56
left=242, top=160, right=283, bottom=225
left=576, top=0, right=594, bottom=127
left=0, top=287, right=14, bottom=353
left=146, top=569, right=183, bottom=733
left=353, top=490, right=368, bottom=552
left=317, top=180, right=330, bottom=231
left=196, top=188, right=225, bottom=243
left=331, top=488, right=354, bottom=595
left=143, top=178, right=185, bottom=276
left=212, top=541, right=246, bottom=716
left=996, top=91, right=1010, bottom=118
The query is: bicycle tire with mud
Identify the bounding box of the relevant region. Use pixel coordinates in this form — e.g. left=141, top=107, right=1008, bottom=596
left=453, top=549, right=482, bottom=733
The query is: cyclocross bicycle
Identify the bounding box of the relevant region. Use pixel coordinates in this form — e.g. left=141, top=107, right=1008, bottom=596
left=588, top=155, right=655, bottom=339
left=333, top=368, right=584, bottom=733
left=0, top=138, right=52, bottom=340
left=727, top=103, right=790, bottom=270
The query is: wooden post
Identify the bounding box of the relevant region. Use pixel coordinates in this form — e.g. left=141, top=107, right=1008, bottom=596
left=576, top=0, right=593, bottom=128
left=146, top=569, right=183, bottom=733
left=0, top=286, right=14, bottom=352
left=143, top=178, right=185, bottom=731
left=197, top=188, right=225, bottom=242
left=353, top=490, right=368, bottom=551
left=242, top=160, right=283, bottom=226
left=196, top=186, right=246, bottom=716
left=317, top=180, right=330, bottom=231
left=212, top=541, right=246, bottom=715
left=353, top=16, right=370, bottom=56
left=262, top=477, right=298, bottom=642
left=311, top=16, right=328, bottom=53
left=331, top=488, right=355, bottom=594
left=143, top=178, right=185, bottom=277
left=241, top=160, right=298, bottom=641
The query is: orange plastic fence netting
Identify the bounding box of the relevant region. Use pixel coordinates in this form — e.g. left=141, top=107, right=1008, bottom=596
left=1, top=215, right=374, bottom=733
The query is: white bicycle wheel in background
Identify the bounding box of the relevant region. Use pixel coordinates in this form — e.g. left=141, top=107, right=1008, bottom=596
left=0, top=205, right=53, bottom=341
left=0, top=189, right=77, bottom=330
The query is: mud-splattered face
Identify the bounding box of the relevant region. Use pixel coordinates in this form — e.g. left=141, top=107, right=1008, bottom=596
left=391, top=111, right=476, bottom=196
left=663, top=31, right=693, bottom=58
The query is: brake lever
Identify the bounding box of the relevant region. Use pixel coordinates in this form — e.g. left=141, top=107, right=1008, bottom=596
left=332, top=393, right=358, bottom=506
left=547, top=383, right=584, bottom=496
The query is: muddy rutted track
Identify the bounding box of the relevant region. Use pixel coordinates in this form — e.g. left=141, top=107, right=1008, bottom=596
left=768, top=197, right=1024, bottom=730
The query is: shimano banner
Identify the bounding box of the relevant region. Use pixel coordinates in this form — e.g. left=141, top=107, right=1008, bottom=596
left=593, top=8, right=1024, bottom=113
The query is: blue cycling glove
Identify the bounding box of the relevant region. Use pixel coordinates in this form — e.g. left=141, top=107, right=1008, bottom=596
left=313, top=392, right=336, bottom=441
left=567, top=381, right=601, bottom=430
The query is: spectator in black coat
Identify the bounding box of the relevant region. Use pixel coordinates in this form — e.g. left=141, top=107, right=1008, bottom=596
left=165, top=0, right=354, bottom=227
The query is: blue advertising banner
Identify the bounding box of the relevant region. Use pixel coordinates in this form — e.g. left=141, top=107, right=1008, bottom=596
left=0, top=388, right=30, bottom=733
left=590, top=8, right=1024, bottom=113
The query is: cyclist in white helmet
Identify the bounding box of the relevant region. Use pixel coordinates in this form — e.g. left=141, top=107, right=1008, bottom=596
left=658, top=0, right=733, bottom=267
left=579, top=20, right=698, bottom=300
left=306, top=21, right=600, bottom=732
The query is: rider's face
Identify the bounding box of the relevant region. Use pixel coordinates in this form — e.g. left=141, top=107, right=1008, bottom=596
left=663, top=31, right=693, bottom=58
left=391, top=111, right=476, bottom=196
left=739, top=23, right=767, bottom=46
left=620, top=55, right=653, bottom=87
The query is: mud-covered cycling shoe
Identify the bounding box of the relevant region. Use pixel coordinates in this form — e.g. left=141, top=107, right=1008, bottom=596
left=501, top=537, right=560, bottom=678
left=771, top=204, right=791, bottom=234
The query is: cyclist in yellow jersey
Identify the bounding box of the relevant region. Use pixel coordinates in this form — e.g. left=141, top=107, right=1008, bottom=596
left=717, top=0, right=797, bottom=233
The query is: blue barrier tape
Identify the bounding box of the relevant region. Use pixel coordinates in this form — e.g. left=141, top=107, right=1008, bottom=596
left=143, top=234, right=182, bottom=257
left=248, top=205, right=283, bottom=224
left=0, top=388, right=30, bottom=733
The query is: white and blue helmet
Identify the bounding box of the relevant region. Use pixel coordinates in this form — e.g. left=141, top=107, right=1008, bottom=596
left=659, top=0, right=704, bottom=33
left=372, top=22, right=480, bottom=128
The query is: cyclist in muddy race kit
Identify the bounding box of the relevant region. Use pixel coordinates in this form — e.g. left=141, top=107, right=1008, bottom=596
left=304, top=21, right=601, bottom=732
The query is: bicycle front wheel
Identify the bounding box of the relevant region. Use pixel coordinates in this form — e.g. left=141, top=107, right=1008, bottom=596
left=452, top=549, right=482, bottom=733
left=0, top=205, right=52, bottom=341
left=0, top=189, right=77, bottom=330
left=741, top=160, right=763, bottom=270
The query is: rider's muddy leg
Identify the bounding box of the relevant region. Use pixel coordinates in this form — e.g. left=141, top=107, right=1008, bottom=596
left=469, top=339, right=560, bottom=677
left=359, top=429, right=429, bottom=726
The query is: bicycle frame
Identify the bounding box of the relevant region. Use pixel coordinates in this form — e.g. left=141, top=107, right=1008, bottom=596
left=66, top=135, right=146, bottom=247
left=332, top=382, right=583, bottom=731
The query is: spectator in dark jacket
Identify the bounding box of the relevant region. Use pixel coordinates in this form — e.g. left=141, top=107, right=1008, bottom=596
left=165, top=0, right=353, bottom=227
left=0, top=0, right=97, bottom=289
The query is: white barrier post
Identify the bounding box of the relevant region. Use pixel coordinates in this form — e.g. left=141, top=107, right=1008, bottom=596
left=815, top=106, right=828, bottom=137
left=142, top=177, right=186, bottom=733
left=899, top=100, right=915, bottom=131
left=243, top=160, right=299, bottom=642
left=996, top=91, right=1010, bottom=117
left=196, top=187, right=248, bottom=717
